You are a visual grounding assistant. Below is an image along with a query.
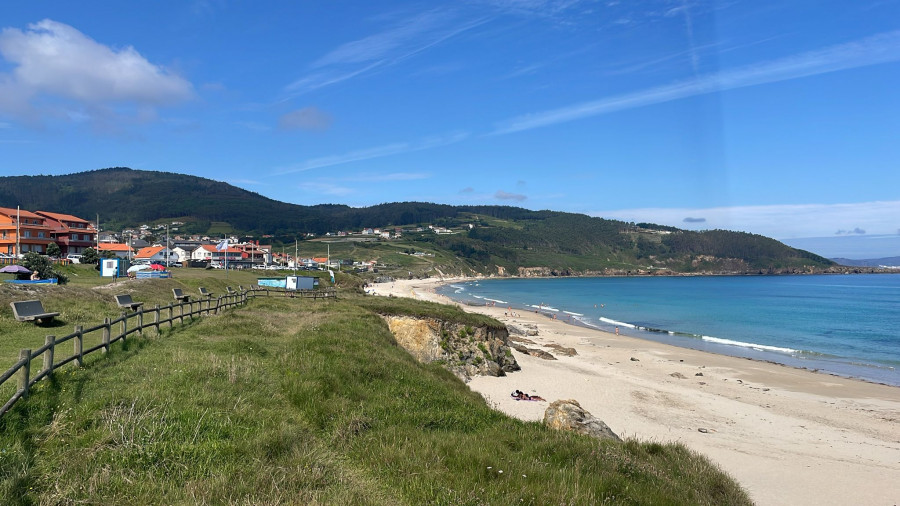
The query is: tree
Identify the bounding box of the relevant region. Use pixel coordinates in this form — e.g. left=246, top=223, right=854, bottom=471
left=47, top=242, right=61, bottom=258
left=81, top=247, right=100, bottom=264
left=20, top=252, right=68, bottom=284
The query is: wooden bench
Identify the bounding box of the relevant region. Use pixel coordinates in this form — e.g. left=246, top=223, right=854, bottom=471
left=198, top=287, right=214, bottom=298
left=115, top=294, right=144, bottom=311
left=10, top=300, right=60, bottom=324
left=172, top=288, right=190, bottom=302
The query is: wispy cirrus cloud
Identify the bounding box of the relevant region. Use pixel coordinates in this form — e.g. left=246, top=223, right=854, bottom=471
left=278, top=106, right=333, bottom=131
left=298, top=181, right=355, bottom=197
left=593, top=200, right=900, bottom=240
left=284, top=10, right=487, bottom=96
left=274, top=131, right=468, bottom=174
left=347, top=172, right=429, bottom=182
left=494, top=29, right=900, bottom=134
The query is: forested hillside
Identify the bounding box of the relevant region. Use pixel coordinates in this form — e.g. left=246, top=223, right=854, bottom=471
left=0, top=167, right=836, bottom=274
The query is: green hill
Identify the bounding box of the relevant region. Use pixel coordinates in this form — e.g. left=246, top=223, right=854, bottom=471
left=0, top=274, right=751, bottom=504
left=0, top=167, right=835, bottom=274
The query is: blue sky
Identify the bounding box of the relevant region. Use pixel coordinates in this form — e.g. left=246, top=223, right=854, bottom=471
left=1, top=1, right=898, bottom=258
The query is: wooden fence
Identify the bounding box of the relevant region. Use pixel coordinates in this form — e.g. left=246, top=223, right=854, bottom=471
left=0, top=286, right=336, bottom=418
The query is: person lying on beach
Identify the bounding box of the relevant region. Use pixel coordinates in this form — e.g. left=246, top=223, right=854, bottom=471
left=511, top=390, right=546, bottom=401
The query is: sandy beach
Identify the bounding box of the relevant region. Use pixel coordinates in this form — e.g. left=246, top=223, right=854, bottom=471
left=373, top=277, right=900, bottom=506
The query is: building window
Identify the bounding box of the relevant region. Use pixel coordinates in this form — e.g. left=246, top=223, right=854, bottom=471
left=38, top=232, right=45, bottom=238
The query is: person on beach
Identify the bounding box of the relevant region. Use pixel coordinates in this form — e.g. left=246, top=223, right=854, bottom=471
left=615, top=326, right=619, bottom=336
left=511, top=390, right=546, bottom=401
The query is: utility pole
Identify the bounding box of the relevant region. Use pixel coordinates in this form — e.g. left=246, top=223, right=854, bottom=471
left=15, top=206, right=20, bottom=258
left=294, top=238, right=298, bottom=276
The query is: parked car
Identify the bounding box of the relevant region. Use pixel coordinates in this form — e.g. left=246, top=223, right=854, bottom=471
left=66, top=254, right=82, bottom=264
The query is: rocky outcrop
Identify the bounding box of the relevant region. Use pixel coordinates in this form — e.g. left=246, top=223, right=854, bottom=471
left=543, top=399, right=621, bottom=442
left=382, top=315, right=520, bottom=380
left=509, top=342, right=557, bottom=360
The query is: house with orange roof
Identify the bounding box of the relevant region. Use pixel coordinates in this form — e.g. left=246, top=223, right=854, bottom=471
left=34, top=211, right=97, bottom=256
left=134, top=246, right=177, bottom=263
left=0, top=207, right=54, bottom=256
left=98, top=243, right=134, bottom=259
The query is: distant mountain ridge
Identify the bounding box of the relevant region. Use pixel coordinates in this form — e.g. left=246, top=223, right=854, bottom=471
left=831, top=257, right=900, bottom=267
left=0, top=167, right=839, bottom=274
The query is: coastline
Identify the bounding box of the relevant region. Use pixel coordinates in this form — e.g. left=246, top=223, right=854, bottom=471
left=373, top=276, right=900, bottom=506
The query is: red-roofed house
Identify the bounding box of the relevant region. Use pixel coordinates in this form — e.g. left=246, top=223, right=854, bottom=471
left=34, top=211, right=97, bottom=256
left=98, top=243, right=134, bottom=259
left=134, top=246, right=176, bottom=263
left=0, top=207, right=54, bottom=256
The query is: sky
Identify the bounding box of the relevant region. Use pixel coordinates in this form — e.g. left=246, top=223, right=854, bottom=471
left=1, top=1, right=899, bottom=258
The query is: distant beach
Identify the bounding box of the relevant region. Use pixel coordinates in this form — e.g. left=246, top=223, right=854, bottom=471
left=372, top=276, right=900, bottom=506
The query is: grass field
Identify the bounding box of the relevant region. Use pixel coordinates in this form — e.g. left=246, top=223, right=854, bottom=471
left=0, top=274, right=751, bottom=504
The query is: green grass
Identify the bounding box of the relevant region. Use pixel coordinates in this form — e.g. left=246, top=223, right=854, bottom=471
left=0, top=281, right=752, bottom=504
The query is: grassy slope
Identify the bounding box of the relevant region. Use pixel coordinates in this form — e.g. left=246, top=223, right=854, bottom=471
left=0, top=275, right=751, bottom=505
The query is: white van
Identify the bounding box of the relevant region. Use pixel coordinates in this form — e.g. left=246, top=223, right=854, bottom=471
left=66, top=254, right=82, bottom=264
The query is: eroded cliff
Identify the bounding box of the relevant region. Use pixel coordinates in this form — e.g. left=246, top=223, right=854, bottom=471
left=382, top=315, right=520, bottom=380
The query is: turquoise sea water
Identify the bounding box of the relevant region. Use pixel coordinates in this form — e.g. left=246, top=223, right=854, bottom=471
left=436, top=275, right=900, bottom=386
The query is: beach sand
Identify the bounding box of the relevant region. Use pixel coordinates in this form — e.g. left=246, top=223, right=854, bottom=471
left=372, top=277, right=900, bottom=506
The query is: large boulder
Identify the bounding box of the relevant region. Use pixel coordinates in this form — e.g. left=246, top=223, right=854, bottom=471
left=543, top=399, right=621, bottom=442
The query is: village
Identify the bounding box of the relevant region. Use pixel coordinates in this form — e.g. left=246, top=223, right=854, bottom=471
left=0, top=206, right=454, bottom=271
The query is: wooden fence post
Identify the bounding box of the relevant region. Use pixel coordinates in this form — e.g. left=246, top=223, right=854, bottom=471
left=18, top=349, right=31, bottom=397
left=43, top=335, right=55, bottom=375
left=179, top=302, right=184, bottom=324
left=168, top=305, right=173, bottom=329
left=120, top=313, right=127, bottom=344
left=138, top=308, right=144, bottom=336
left=74, top=326, right=84, bottom=367
left=102, top=319, right=111, bottom=353
left=154, top=304, right=160, bottom=336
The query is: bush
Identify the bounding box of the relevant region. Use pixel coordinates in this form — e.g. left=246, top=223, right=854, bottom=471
left=20, top=252, right=69, bottom=284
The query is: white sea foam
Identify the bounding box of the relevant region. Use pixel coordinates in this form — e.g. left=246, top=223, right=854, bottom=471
left=485, top=298, right=508, bottom=304
left=599, top=317, right=636, bottom=329
left=563, top=311, right=583, bottom=316
left=701, top=336, right=798, bottom=354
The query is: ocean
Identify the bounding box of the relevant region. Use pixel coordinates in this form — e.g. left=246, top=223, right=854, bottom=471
left=435, top=274, right=900, bottom=386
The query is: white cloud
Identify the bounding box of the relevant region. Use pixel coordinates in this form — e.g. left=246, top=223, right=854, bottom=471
left=592, top=200, right=900, bottom=240
left=493, top=29, right=900, bottom=134
left=495, top=190, right=527, bottom=201
left=274, top=131, right=468, bottom=174
left=0, top=19, right=193, bottom=123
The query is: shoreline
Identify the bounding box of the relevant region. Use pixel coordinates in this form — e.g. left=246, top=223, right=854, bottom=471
left=439, top=274, right=900, bottom=387
left=372, top=276, right=900, bottom=506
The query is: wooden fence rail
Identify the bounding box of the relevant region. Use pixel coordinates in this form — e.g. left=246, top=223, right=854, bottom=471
left=0, top=286, right=335, bottom=418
